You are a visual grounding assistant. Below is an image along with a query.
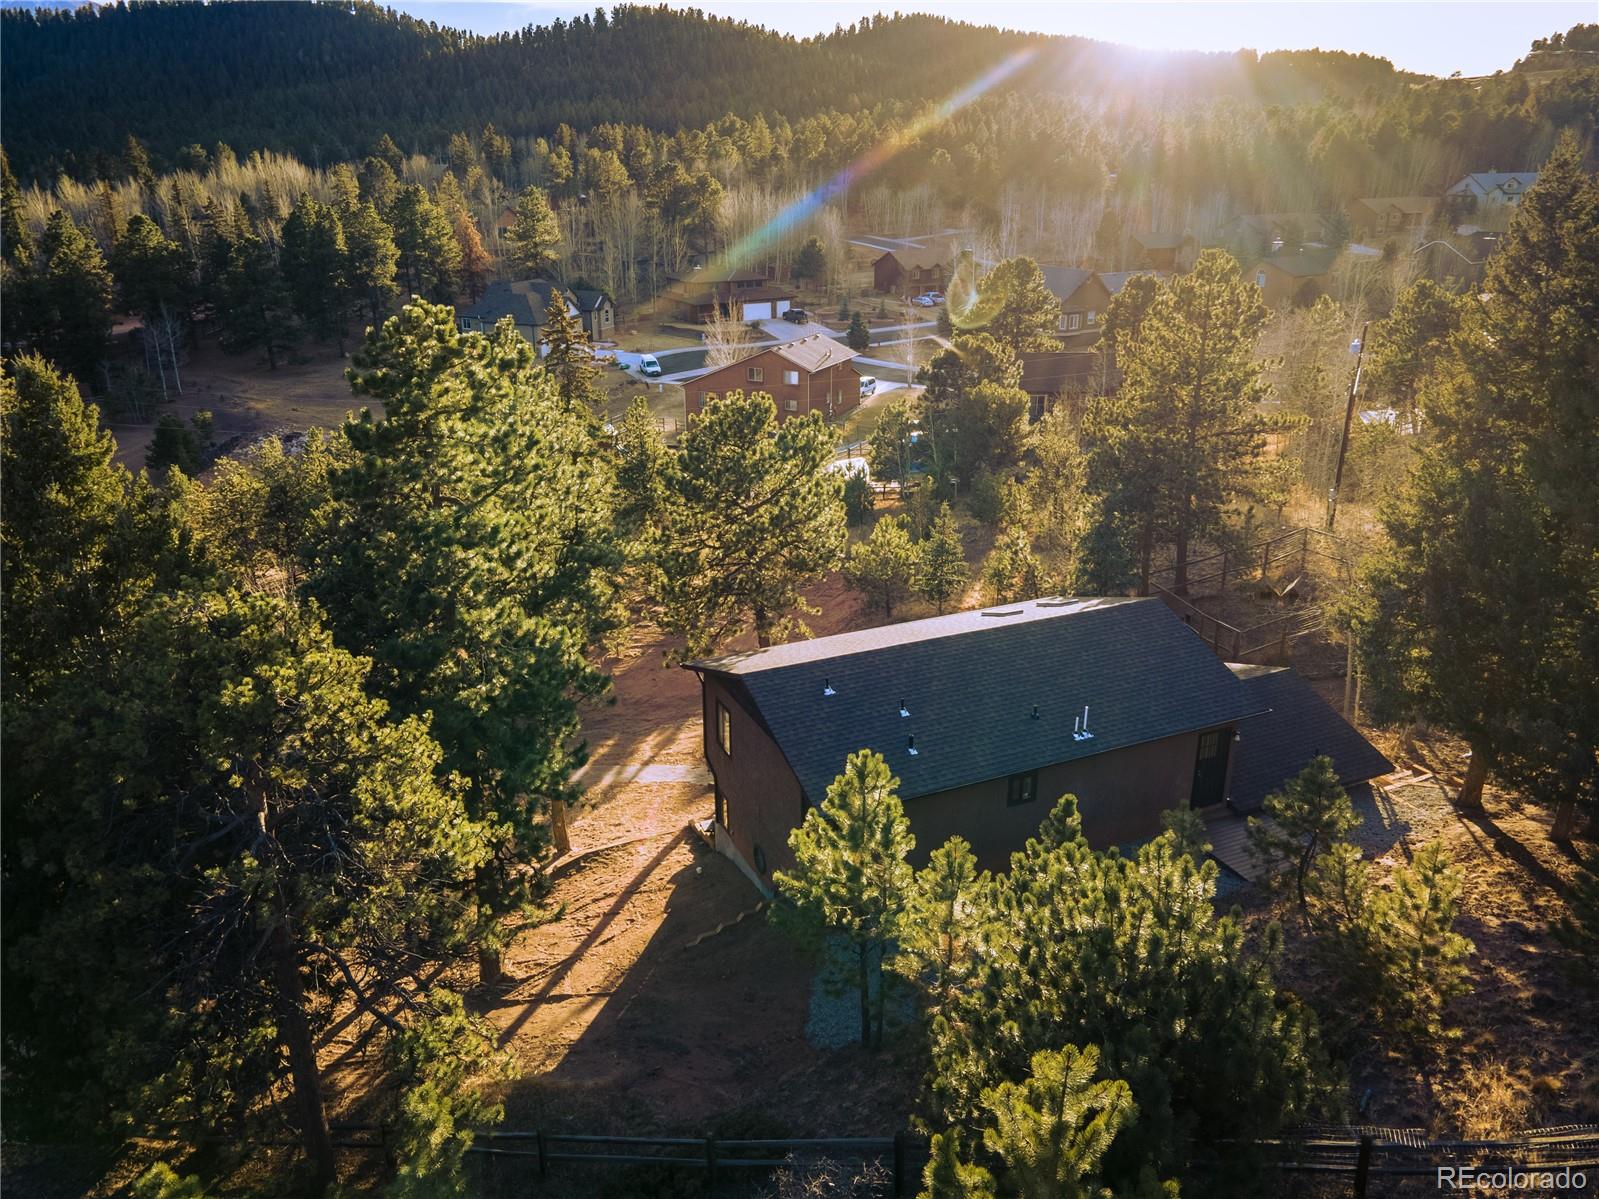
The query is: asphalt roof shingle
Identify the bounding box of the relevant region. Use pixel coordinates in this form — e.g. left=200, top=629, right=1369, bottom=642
left=689, top=597, right=1265, bottom=803
left=1227, top=664, right=1393, bottom=811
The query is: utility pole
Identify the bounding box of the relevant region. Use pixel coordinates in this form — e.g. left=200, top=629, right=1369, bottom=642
left=1326, top=320, right=1370, bottom=533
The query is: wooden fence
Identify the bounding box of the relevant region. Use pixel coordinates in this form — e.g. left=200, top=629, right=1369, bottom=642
left=116, top=1122, right=1599, bottom=1196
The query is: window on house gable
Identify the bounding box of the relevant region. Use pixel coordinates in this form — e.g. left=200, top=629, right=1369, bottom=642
left=1066, top=312, right=1083, bottom=332
left=784, top=369, right=799, bottom=385
left=1007, top=771, right=1039, bottom=806
left=717, top=701, right=732, bottom=756
left=747, top=366, right=764, bottom=383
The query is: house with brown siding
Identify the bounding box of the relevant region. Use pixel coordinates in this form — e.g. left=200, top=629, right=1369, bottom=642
left=686, top=334, right=862, bottom=426
left=1349, top=196, right=1436, bottom=242
left=872, top=245, right=950, bottom=295
left=661, top=265, right=795, bottom=323
left=684, top=596, right=1390, bottom=889
left=1250, top=246, right=1341, bottom=307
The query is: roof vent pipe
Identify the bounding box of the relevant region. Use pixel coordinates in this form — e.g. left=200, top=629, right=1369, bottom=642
left=1031, top=704, right=1040, bottom=720
left=823, top=678, right=836, bottom=697
left=907, top=734, right=918, bottom=756
left=900, top=700, right=910, bottom=718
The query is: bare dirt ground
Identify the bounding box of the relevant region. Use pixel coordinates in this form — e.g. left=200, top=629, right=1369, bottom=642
left=106, top=335, right=366, bottom=469
left=476, top=572, right=924, bottom=1151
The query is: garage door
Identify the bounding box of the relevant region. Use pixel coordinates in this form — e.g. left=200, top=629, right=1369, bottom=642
left=775, top=300, right=792, bottom=317
left=741, top=301, right=774, bottom=320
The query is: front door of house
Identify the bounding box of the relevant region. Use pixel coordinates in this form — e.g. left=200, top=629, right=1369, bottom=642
left=1190, top=728, right=1231, bottom=808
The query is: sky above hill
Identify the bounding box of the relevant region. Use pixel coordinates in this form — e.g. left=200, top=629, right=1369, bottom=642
left=392, top=1, right=1589, bottom=78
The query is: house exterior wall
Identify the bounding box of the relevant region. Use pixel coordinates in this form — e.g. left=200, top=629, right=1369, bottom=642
left=584, top=303, right=615, bottom=341
left=687, top=350, right=862, bottom=425
left=875, top=255, right=947, bottom=294
left=901, top=728, right=1221, bottom=870
left=1057, top=276, right=1113, bottom=343
left=1253, top=262, right=1326, bottom=308
left=700, top=673, right=809, bottom=887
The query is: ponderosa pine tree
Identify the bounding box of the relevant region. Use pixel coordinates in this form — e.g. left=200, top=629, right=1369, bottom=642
left=309, top=301, right=620, bottom=983
left=111, top=213, right=192, bottom=397
left=358, top=154, right=400, bottom=212
left=342, top=198, right=400, bottom=323
left=899, top=836, right=988, bottom=1014
left=1362, top=278, right=1467, bottom=428
left=972, top=257, right=1061, bottom=354
left=207, top=213, right=298, bottom=369
left=868, top=396, right=921, bottom=484
left=928, top=796, right=1334, bottom=1190
left=12, top=590, right=497, bottom=1194
left=775, top=748, right=917, bottom=1049
left=1084, top=249, right=1282, bottom=593
left=1247, top=755, right=1360, bottom=913
left=844, top=513, right=917, bottom=618
left=1355, top=138, right=1599, bottom=828
left=983, top=526, right=1045, bottom=604
left=613, top=394, right=675, bottom=539
left=794, top=234, right=826, bottom=286
left=657, top=390, right=845, bottom=653
left=916, top=502, right=968, bottom=614
left=1, top=145, right=32, bottom=264
left=31, top=209, right=115, bottom=386
left=505, top=184, right=561, bottom=277
left=280, top=196, right=353, bottom=351
left=390, top=183, right=460, bottom=300
left=540, top=291, right=603, bottom=411
left=956, top=1045, right=1146, bottom=1199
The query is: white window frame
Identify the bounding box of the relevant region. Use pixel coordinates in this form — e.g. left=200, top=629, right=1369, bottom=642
left=747, top=366, right=764, bottom=383
left=783, top=369, right=800, bottom=385
left=1066, top=312, right=1083, bottom=332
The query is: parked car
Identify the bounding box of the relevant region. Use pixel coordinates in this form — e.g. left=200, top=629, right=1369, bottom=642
left=639, top=354, right=662, bottom=377
left=912, top=294, right=938, bottom=307
left=783, top=307, right=809, bottom=323
left=858, top=375, right=877, bottom=397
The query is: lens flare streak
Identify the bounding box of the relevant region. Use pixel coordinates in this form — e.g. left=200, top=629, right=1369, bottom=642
left=713, top=47, right=1038, bottom=274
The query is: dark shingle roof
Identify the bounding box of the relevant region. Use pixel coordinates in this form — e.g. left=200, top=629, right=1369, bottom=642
left=1039, top=265, right=1094, bottom=303
left=877, top=245, right=948, bottom=271
left=1258, top=246, right=1341, bottom=277
left=1227, top=664, right=1393, bottom=812
left=1098, top=269, right=1166, bottom=295
left=688, top=597, right=1265, bottom=803
left=457, top=278, right=576, bottom=329
left=573, top=288, right=611, bottom=312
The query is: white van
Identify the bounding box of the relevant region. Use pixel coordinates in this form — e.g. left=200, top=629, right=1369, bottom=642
left=639, top=354, right=662, bottom=378
left=858, top=375, right=877, bottom=397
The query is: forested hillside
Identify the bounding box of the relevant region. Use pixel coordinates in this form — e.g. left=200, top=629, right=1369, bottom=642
left=1, top=1, right=1416, bottom=179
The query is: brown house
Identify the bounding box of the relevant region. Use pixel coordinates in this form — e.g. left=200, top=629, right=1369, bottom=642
left=872, top=245, right=949, bottom=295
left=1039, top=266, right=1112, bottom=343
left=1250, top=246, right=1341, bottom=307
left=1020, top=349, right=1100, bottom=422
left=1130, top=231, right=1197, bottom=272
left=573, top=288, right=616, bottom=342
left=686, top=334, right=862, bottom=425
left=685, top=597, right=1390, bottom=888
left=1349, top=196, right=1436, bottom=242
left=661, top=266, right=795, bottom=323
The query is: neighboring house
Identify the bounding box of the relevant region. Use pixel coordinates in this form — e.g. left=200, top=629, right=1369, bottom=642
left=1223, top=213, right=1330, bottom=259
left=1250, top=246, right=1341, bottom=307
left=1445, top=172, right=1539, bottom=210
left=661, top=266, right=794, bottom=323
left=684, top=596, right=1389, bottom=885
left=1130, top=231, right=1196, bottom=272
left=872, top=245, right=950, bottom=294
left=1035, top=268, right=1164, bottom=346
left=686, top=334, right=861, bottom=425
left=456, top=278, right=579, bottom=356
left=1039, top=266, right=1112, bottom=343
left=1349, top=196, right=1436, bottom=242
left=1019, top=349, right=1100, bottom=423
left=573, top=288, right=616, bottom=342
left=1412, top=237, right=1494, bottom=291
